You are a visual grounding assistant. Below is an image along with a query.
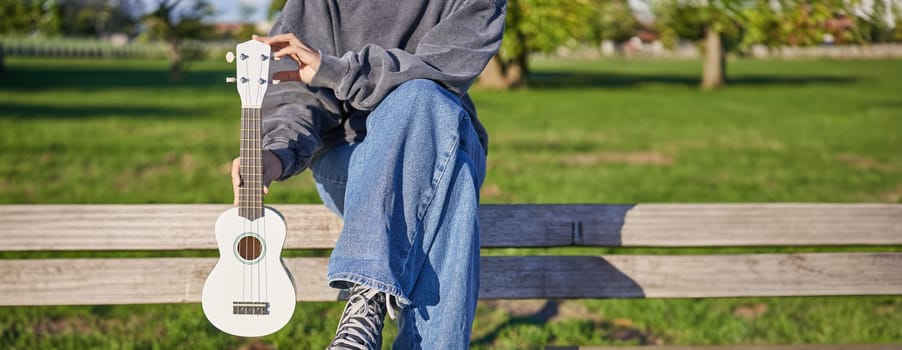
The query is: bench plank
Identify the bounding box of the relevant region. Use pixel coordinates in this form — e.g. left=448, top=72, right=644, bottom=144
left=2, top=204, right=900, bottom=251
left=2, top=253, right=899, bottom=305
left=483, top=253, right=902, bottom=299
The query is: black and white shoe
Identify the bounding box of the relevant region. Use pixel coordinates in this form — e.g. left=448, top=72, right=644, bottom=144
left=326, top=285, right=401, bottom=350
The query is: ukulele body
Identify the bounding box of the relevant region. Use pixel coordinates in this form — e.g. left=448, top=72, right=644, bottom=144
left=201, top=206, right=296, bottom=337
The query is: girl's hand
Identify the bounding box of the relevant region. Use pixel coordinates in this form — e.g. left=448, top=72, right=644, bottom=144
left=253, top=33, right=321, bottom=84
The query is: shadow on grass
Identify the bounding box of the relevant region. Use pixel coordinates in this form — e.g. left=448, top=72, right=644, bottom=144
left=0, top=66, right=228, bottom=91
left=0, top=65, right=226, bottom=119
left=471, top=300, right=561, bottom=346
left=0, top=103, right=198, bottom=119
left=527, top=71, right=857, bottom=89
left=2, top=64, right=857, bottom=92
left=471, top=300, right=659, bottom=347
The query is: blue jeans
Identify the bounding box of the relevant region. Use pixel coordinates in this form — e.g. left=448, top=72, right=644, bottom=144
left=310, top=79, right=486, bottom=348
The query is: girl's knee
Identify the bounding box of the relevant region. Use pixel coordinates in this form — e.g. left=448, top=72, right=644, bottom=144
left=370, top=79, right=467, bottom=132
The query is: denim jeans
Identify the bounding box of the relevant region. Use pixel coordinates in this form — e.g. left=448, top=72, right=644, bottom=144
left=310, top=79, right=486, bottom=348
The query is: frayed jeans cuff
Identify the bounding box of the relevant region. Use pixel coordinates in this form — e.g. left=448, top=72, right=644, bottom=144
left=328, top=272, right=411, bottom=307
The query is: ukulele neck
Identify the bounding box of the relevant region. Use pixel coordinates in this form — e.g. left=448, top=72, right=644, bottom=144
left=239, top=107, right=263, bottom=221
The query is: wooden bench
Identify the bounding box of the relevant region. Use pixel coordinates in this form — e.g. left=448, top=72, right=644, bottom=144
left=2, top=204, right=901, bottom=346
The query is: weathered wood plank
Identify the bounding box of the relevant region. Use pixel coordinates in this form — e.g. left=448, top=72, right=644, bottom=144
left=0, top=204, right=341, bottom=251
left=483, top=253, right=902, bottom=299
left=0, top=257, right=341, bottom=305
left=2, top=204, right=900, bottom=251
left=1, top=253, right=899, bottom=305
left=479, top=204, right=902, bottom=247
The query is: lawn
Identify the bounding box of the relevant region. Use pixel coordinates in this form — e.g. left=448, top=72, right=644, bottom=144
left=1, top=56, right=900, bottom=349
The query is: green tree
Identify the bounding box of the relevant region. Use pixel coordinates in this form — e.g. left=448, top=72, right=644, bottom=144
left=56, top=0, right=138, bottom=37
left=480, top=0, right=600, bottom=89
left=0, top=0, right=61, bottom=36
left=781, top=1, right=858, bottom=45
left=596, top=0, right=641, bottom=43
left=0, top=0, right=32, bottom=34
left=741, top=1, right=868, bottom=47
left=858, top=0, right=896, bottom=43
left=269, top=0, right=287, bottom=19
left=650, top=0, right=745, bottom=89
left=651, top=0, right=865, bottom=89
left=139, top=0, right=215, bottom=81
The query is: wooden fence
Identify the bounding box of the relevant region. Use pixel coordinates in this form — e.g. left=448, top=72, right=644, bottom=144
left=1, top=204, right=900, bottom=305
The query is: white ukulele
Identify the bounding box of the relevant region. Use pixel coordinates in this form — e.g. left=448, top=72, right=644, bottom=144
left=202, top=39, right=296, bottom=337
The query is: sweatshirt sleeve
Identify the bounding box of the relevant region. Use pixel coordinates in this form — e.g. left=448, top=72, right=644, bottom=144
left=309, top=0, right=507, bottom=110
left=261, top=16, right=343, bottom=181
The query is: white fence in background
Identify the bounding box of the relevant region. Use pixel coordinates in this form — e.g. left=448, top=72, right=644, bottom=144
left=0, top=36, right=232, bottom=60
left=4, top=36, right=902, bottom=61
left=547, top=40, right=902, bottom=60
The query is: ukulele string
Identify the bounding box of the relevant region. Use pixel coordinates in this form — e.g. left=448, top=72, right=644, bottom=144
left=260, top=109, right=267, bottom=304
left=242, top=106, right=249, bottom=302
left=255, top=107, right=262, bottom=303
left=245, top=108, right=254, bottom=303
left=254, top=59, right=268, bottom=305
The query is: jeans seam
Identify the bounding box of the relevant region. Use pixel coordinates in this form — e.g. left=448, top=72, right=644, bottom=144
left=398, top=116, right=463, bottom=286
left=312, top=157, right=348, bottom=185
left=417, top=124, right=461, bottom=220
left=313, top=172, right=347, bottom=185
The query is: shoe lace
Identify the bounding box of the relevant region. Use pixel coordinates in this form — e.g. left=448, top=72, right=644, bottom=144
left=327, top=286, right=404, bottom=350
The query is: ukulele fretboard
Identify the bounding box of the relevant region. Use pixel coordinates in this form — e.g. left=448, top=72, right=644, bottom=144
left=239, top=107, right=263, bottom=221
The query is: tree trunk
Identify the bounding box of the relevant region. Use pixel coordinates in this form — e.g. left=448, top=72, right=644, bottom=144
left=478, top=56, right=511, bottom=90
left=167, top=41, right=183, bottom=81
left=476, top=55, right=527, bottom=90
left=701, top=26, right=725, bottom=90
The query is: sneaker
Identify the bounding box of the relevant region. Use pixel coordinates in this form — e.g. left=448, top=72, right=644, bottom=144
left=326, top=285, right=400, bottom=350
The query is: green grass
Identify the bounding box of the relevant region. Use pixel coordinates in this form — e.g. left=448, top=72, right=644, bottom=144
left=478, top=58, right=901, bottom=204
left=1, top=56, right=900, bottom=349
left=4, top=58, right=899, bottom=205
left=0, top=59, right=320, bottom=204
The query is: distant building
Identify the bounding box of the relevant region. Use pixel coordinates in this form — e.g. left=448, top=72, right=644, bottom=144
left=213, top=20, right=274, bottom=38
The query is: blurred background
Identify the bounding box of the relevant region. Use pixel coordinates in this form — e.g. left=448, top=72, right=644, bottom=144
left=1, top=0, right=900, bottom=349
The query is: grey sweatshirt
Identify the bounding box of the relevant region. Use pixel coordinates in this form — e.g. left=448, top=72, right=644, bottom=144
left=261, top=0, right=507, bottom=180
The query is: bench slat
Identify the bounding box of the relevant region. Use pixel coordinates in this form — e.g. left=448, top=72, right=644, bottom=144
left=1, top=253, right=899, bottom=305
left=2, top=204, right=900, bottom=251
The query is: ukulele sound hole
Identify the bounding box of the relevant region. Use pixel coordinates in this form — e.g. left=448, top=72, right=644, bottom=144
left=235, top=234, right=264, bottom=263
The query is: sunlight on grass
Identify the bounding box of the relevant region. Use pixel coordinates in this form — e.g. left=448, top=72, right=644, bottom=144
left=1, top=57, right=900, bottom=349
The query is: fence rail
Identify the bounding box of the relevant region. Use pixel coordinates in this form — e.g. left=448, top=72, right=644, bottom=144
left=3, top=204, right=901, bottom=251
left=2, top=203, right=901, bottom=305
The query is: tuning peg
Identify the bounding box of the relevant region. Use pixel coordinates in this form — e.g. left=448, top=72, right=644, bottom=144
left=226, top=77, right=237, bottom=83
left=241, top=77, right=249, bottom=83
left=272, top=80, right=281, bottom=85
left=261, top=54, right=269, bottom=61
left=226, top=51, right=235, bottom=63
left=240, top=53, right=249, bottom=60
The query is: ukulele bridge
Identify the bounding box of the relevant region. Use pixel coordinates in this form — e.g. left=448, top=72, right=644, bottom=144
left=233, top=301, right=270, bottom=315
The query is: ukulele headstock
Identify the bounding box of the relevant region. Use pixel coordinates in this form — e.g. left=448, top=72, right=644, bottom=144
left=227, top=40, right=272, bottom=108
